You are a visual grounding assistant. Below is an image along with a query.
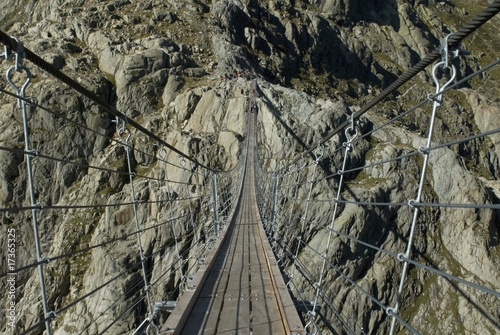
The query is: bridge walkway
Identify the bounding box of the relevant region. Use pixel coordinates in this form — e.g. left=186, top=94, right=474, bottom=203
left=160, top=91, right=304, bottom=335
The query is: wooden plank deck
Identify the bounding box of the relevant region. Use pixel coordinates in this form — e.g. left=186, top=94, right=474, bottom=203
left=160, top=86, right=304, bottom=335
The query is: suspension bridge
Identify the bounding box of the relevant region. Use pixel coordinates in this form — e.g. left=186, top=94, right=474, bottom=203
left=1, top=2, right=500, bottom=335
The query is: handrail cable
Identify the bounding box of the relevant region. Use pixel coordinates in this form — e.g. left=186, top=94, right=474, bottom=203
left=290, top=1, right=500, bottom=167
left=281, top=206, right=500, bottom=298
left=0, top=145, right=203, bottom=187
left=273, top=57, right=500, bottom=176
left=0, top=87, right=183, bottom=169
left=0, top=30, right=217, bottom=172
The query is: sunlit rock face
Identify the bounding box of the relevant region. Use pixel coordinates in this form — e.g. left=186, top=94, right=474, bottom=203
left=0, top=0, right=498, bottom=334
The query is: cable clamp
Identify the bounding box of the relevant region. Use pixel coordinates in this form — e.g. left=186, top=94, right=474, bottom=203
left=146, top=285, right=153, bottom=292
left=35, top=203, right=43, bottom=210
left=345, top=113, right=359, bottom=144
left=27, top=149, right=39, bottom=157
left=408, top=199, right=417, bottom=208
left=337, top=170, right=343, bottom=176
left=47, top=311, right=57, bottom=319
left=451, top=48, right=471, bottom=59
left=138, top=228, right=145, bottom=233
left=1, top=45, right=14, bottom=62
left=427, top=93, right=439, bottom=102
left=396, top=253, right=406, bottom=262
left=142, top=256, right=148, bottom=262
left=439, top=33, right=454, bottom=68
left=418, top=146, right=429, bottom=154
left=39, top=256, right=50, bottom=264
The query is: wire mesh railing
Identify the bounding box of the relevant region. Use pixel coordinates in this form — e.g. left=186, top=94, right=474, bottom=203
left=0, top=33, right=245, bottom=335
left=255, top=2, right=500, bottom=334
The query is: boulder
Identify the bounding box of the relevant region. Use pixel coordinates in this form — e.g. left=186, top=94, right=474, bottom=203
left=163, top=75, right=185, bottom=105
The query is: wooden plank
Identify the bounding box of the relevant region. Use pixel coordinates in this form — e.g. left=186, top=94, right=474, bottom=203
left=161, top=105, right=304, bottom=335
left=180, top=207, right=245, bottom=335
left=217, top=202, right=251, bottom=334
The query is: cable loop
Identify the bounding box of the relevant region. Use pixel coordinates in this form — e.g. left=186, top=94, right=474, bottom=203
left=146, top=319, right=159, bottom=335
left=298, top=156, right=307, bottom=171
left=418, top=146, right=429, bottom=154
left=345, top=112, right=359, bottom=144
left=39, top=256, right=50, bottom=264
left=27, top=149, right=39, bottom=157
left=397, top=253, right=405, bottom=262
left=179, top=155, right=187, bottom=168
left=6, top=63, right=31, bottom=108
left=47, top=311, right=57, bottom=319
left=313, top=144, right=324, bottom=163
left=432, top=35, right=457, bottom=106
left=116, top=119, right=132, bottom=144
left=157, top=144, right=168, bottom=161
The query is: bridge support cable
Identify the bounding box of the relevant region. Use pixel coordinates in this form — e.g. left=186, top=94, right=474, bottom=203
left=1, top=39, right=245, bottom=335
left=292, top=0, right=500, bottom=163
left=253, top=5, right=500, bottom=334
left=0, top=31, right=213, bottom=171
left=4, top=42, right=53, bottom=335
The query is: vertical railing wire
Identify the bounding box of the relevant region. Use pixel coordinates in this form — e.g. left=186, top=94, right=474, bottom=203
left=289, top=146, right=323, bottom=290
left=211, top=173, right=220, bottom=237
left=278, top=158, right=303, bottom=265
left=193, top=164, right=207, bottom=257
left=117, top=119, right=154, bottom=321
left=5, top=39, right=54, bottom=335
left=157, top=146, right=186, bottom=292
left=179, top=156, right=201, bottom=268
left=388, top=35, right=458, bottom=334
left=310, top=113, right=360, bottom=335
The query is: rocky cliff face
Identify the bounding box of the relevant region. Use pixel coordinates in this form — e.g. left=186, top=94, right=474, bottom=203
left=0, top=0, right=499, bottom=334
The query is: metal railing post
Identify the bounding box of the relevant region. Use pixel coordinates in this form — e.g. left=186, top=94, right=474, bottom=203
left=5, top=42, right=54, bottom=334
left=211, top=173, right=220, bottom=237
left=117, top=119, right=154, bottom=321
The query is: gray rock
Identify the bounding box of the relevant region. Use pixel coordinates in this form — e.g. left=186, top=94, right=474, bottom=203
left=163, top=75, right=185, bottom=105
left=186, top=67, right=207, bottom=77
left=59, top=41, right=82, bottom=54
left=115, top=49, right=168, bottom=91
left=99, top=47, right=123, bottom=75
left=42, top=53, right=66, bottom=70
left=174, top=90, right=200, bottom=122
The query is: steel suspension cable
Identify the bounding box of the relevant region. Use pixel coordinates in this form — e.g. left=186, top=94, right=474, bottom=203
left=292, top=0, right=500, bottom=166
left=0, top=30, right=217, bottom=172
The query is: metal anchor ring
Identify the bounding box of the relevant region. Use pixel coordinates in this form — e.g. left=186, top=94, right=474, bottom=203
left=158, top=145, right=168, bottom=161
left=6, top=64, right=32, bottom=105
left=432, top=61, right=457, bottom=97
left=117, top=125, right=131, bottom=143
